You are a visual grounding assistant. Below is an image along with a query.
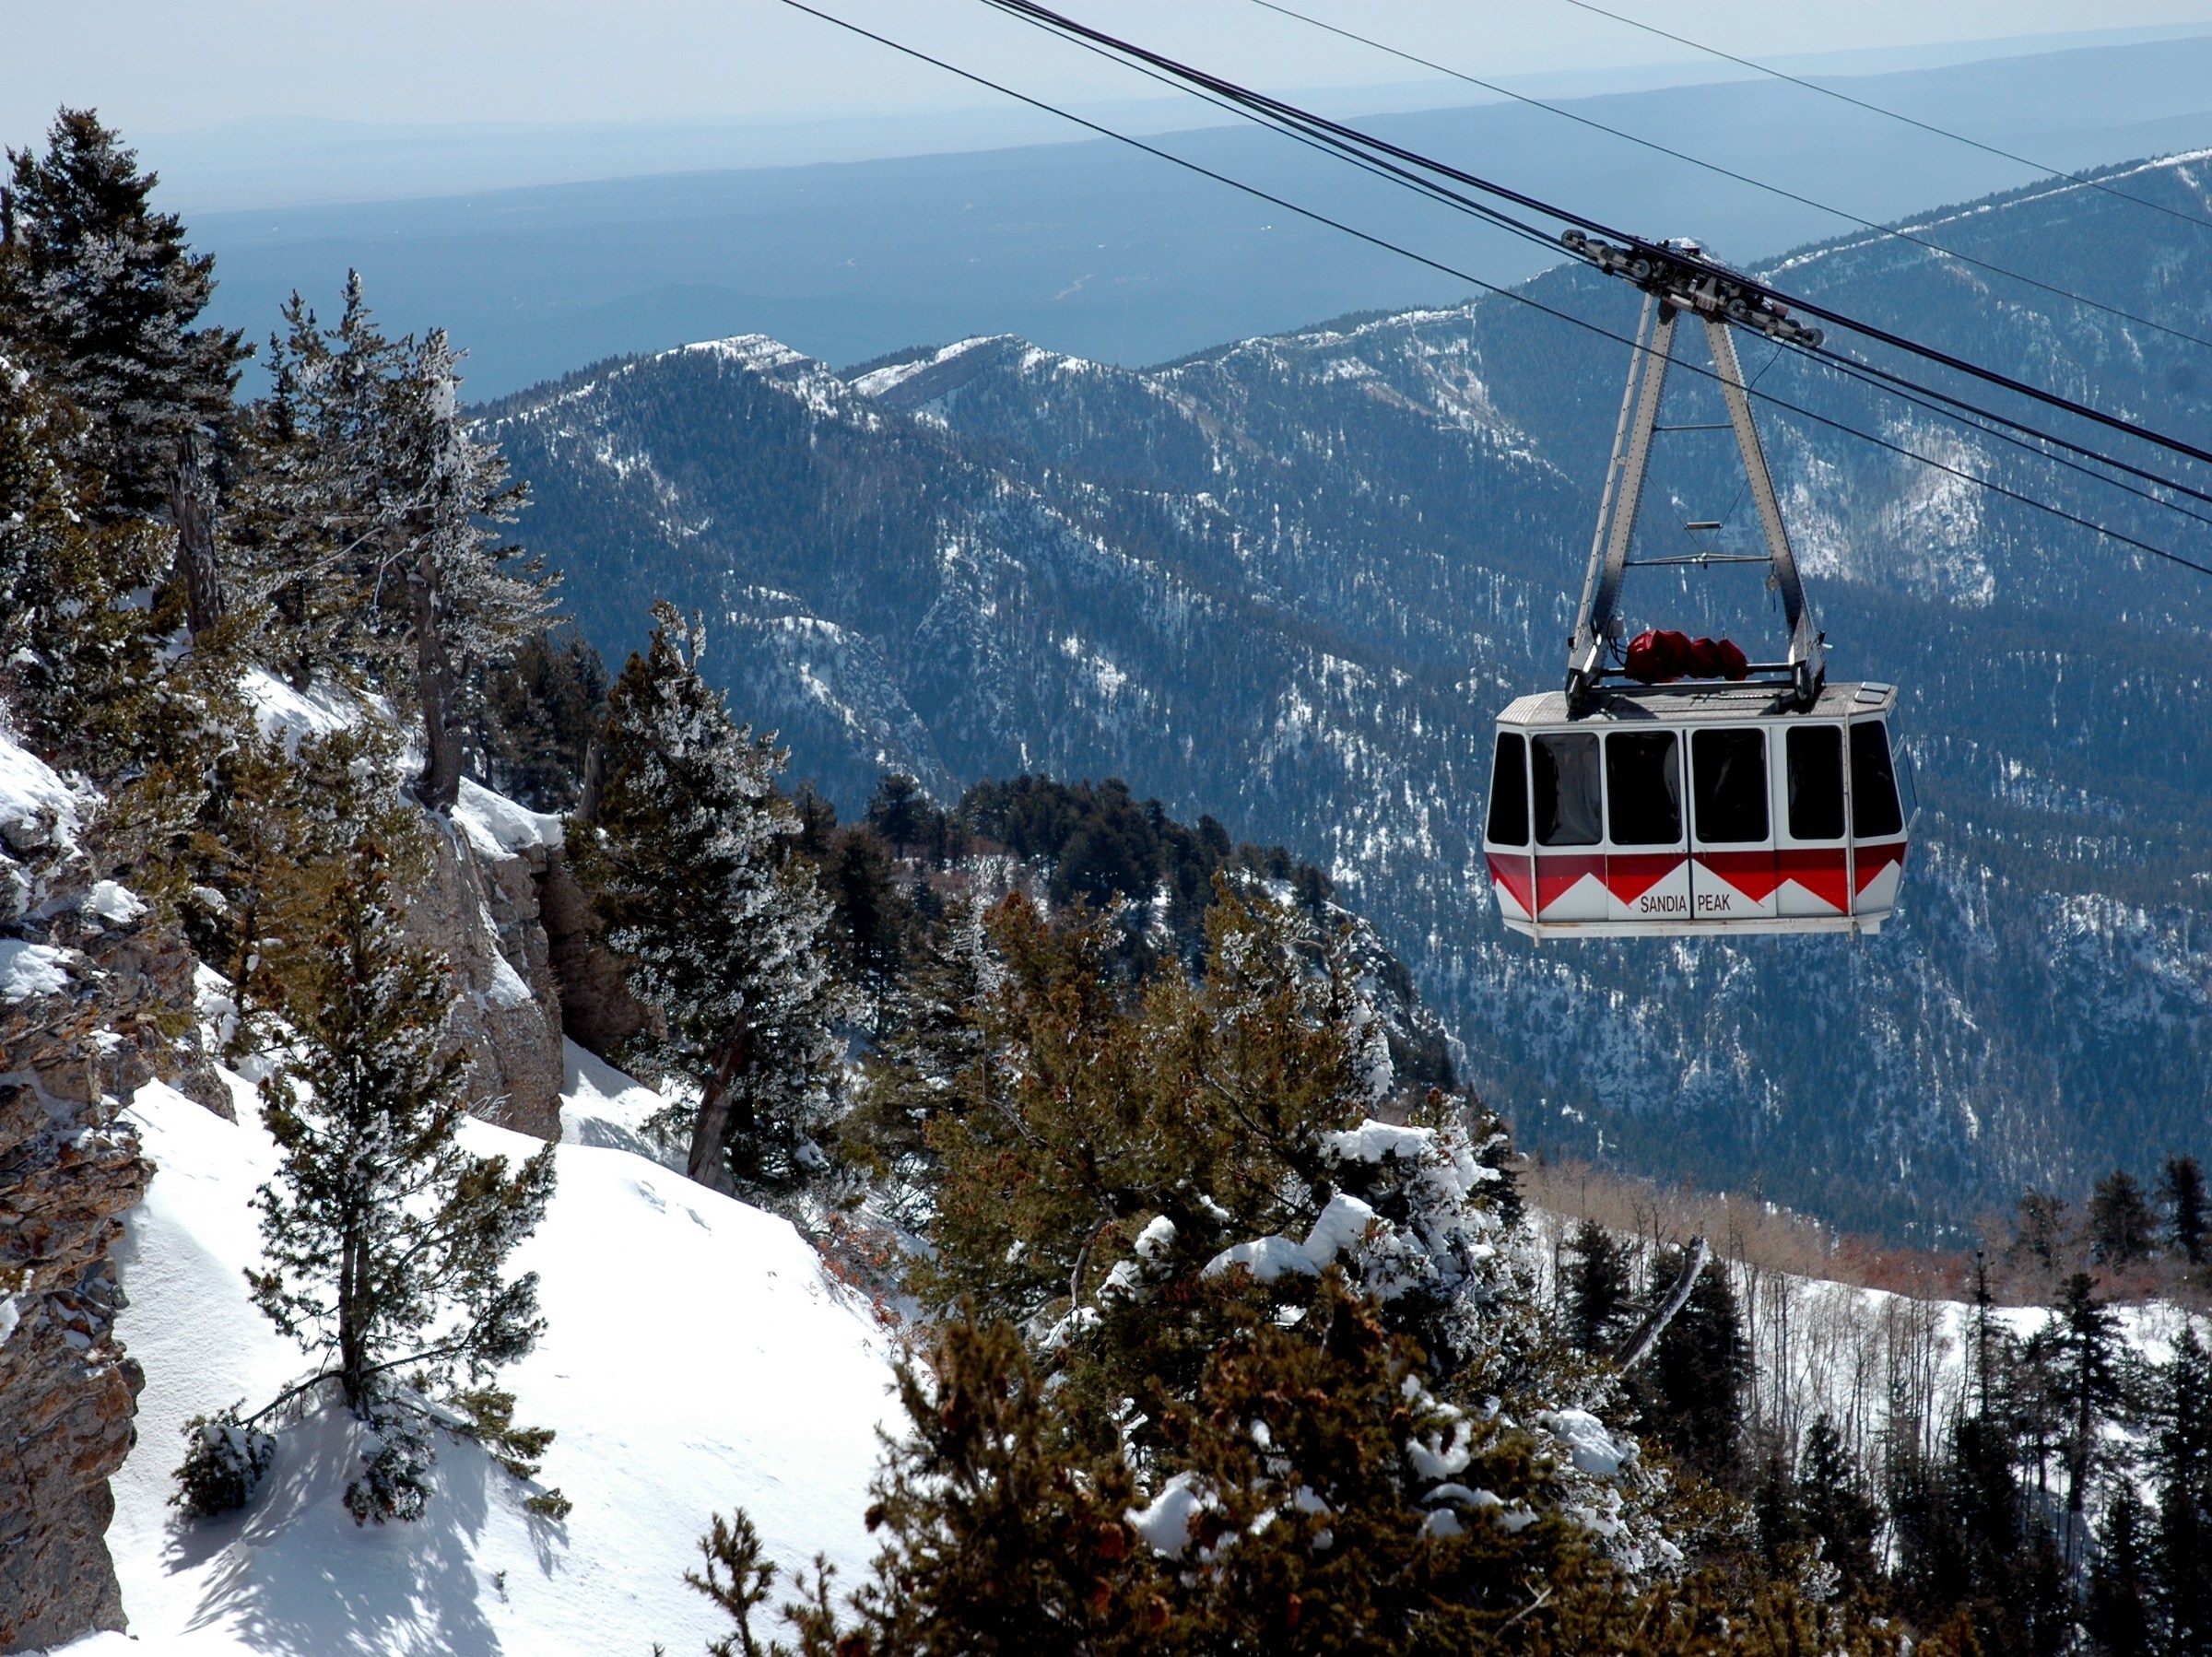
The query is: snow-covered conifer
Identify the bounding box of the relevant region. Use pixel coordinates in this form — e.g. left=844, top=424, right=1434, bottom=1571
left=231, top=277, right=550, bottom=807
left=0, top=350, right=177, bottom=770
left=0, top=110, right=247, bottom=519
left=842, top=895, right=999, bottom=1229
left=224, top=836, right=560, bottom=1522
left=571, top=602, right=843, bottom=1202
left=164, top=719, right=419, bottom=1060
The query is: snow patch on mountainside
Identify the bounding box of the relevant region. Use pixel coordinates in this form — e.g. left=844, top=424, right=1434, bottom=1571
left=0, top=732, right=86, bottom=852
left=239, top=669, right=361, bottom=753
left=67, top=1067, right=895, bottom=1656
left=453, top=778, right=564, bottom=858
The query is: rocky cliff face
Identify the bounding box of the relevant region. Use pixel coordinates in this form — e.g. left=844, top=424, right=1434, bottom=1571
left=429, top=781, right=651, bottom=1138
left=419, top=797, right=564, bottom=1140
left=0, top=739, right=216, bottom=1653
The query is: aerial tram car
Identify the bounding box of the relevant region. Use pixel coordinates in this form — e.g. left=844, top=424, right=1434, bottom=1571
left=1485, top=236, right=1915, bottom=939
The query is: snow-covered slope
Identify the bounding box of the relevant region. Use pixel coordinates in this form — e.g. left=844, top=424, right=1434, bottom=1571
left=65, top=1069, right=895, bottom=1656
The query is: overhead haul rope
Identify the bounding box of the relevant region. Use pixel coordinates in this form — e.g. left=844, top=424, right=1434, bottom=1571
left=981, top=0, right=2212, bottom=526
left=981, top=0, right=2212, bottom=479
left=1549, top=0, right=2212, bottom=239
left=1244, top=0, right=2212, bottom=360
left=769, top=0, right=2212, bottom=577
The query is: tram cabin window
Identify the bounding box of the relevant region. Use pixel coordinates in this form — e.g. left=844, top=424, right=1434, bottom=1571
left=1533, top=733, right=1602, bottom=846
left=1785, top=726, right=1845, bottom=840
left=1488, top=734, right=1529, bottom=846
left=1850, top=722, right=1904, bottom=838
left=1606, top=731, right=1681, bottom=845
left=1692, top=728, right=1769, bottom=843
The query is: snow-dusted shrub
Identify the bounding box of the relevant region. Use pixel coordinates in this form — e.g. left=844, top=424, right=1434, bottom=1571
left=171, top=1407, right=276, bottom=1519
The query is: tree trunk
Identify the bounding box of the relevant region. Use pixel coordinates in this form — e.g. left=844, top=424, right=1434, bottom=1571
left=577, top=734, right=606, bottom=824
left=686, top=1027, right=750, bottom=1193
left=338, top=1226, right=370, bottom=1413
left=168, top=432, right=227, bottom=637
left=1616, top=1235, right=1711, bottom=1371
left=412, top=549, right=464, bottom=813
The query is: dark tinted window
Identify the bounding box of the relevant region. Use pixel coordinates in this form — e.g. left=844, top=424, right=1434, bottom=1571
left=1533, top=733, right=1602, bottom=847
left=1785, top=726, right=1845, bottom=840
left=1487, top=734, right=1528, bottom=846
left=1850, top=721, right=1904, bottom=838
left=1692, top=727, right=1769, bottom=843
left=1606, top=731, right=1681, bottom=845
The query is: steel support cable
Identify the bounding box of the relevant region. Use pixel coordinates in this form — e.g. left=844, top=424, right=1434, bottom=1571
left=1776, top=336, right=2212, bottom=518
left=980, top=0, right=2212, bottom=478
left=1006, top=1, right=2212, bottom=521
left=769, top=0, right=2212, bottom=577
left=977, top=15, right=1591, bottom=256
left=1243, top=0, right=2212, bottom=359
left=1550, top=0, right=2212, bottom=239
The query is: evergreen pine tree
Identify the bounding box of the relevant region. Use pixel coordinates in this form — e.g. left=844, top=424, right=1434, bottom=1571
left=473, top=624, right=607, bottom=812
left=161, top=722, right=418, bottom=1058
left=908, top=882, right=1401, bottom=1335
left=0, top=109, right=246, bottom=518
left=229, top=280, right=406, bottom=680
left=708, top=1278, right=1633, bottom=1657
left=1798, top=1416, right=1882, bottom=1594
left=1564, top=1218, right=1632, bottom=1354
left=2087, top=1482, right=2153, bottom=1657
left=865, top=772, right=945, bottom=862
left=224, top=837, right=559, bottom=1522
left=687, top=1509, right=783, bottom=1657
left=841, top=897, right=998, bottom=1230
left=2088, top=1171, right=2158, bottom=1267
left=2150, top=1327, right=2212, bottom=1657
left=0, top=353, right=164, bottom=762
left=817, top=824, right=914, bottom=1033
left=395, top=326, right=549, bottom=807
left=1632, top=1248, right=1749, bottom=1488
left=1753, top=1446, right=1807, bottom=1575
left=2158, top=1155, right=2207, bottom=1267
left=570, top=601, right=843, bottom=1201
left=2044, top=1273, right=2130, bottom=1561
left=232, top=276, right=550, bottom=805
left=800, top=1311, right=1156, bottom=1655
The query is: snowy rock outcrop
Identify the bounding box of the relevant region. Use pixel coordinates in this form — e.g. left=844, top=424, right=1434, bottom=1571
left=417, top=783, right=570, bottom=1140
left=0, top=734, right=211, bottom=1651
left=425, top=780, right=654, bottom=1139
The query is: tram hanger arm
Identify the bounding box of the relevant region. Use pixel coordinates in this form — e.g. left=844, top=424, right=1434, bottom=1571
left=1565, top=294, right=1824, bottom=712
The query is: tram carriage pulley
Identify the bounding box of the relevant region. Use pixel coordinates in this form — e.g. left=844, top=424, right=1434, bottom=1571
left=1484, top=236, right=1916, bottom=939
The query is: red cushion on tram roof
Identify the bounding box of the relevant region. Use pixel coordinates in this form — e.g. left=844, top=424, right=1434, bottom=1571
left=1624, top=629, right=1690, bottom=682
left=1623, top=629, right=1749, bottom=683
left=1705, top=637, right=1751, bottom=680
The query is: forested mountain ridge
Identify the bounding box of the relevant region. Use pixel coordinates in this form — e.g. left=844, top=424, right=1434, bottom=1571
left=488, top=152, right=2212, bottom=1240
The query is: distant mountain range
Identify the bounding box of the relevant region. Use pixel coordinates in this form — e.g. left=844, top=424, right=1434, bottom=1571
left=192, top=34, right=2212, bottom=398
left=485, top=150, right=2212, bottom=1240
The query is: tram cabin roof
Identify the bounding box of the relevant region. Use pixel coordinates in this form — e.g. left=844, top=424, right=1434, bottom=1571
left=1497, top=680, right=1896, bottom=727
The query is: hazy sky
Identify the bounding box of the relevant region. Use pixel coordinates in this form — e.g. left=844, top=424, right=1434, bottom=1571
left=17, top=0, right=2212, bottom=139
